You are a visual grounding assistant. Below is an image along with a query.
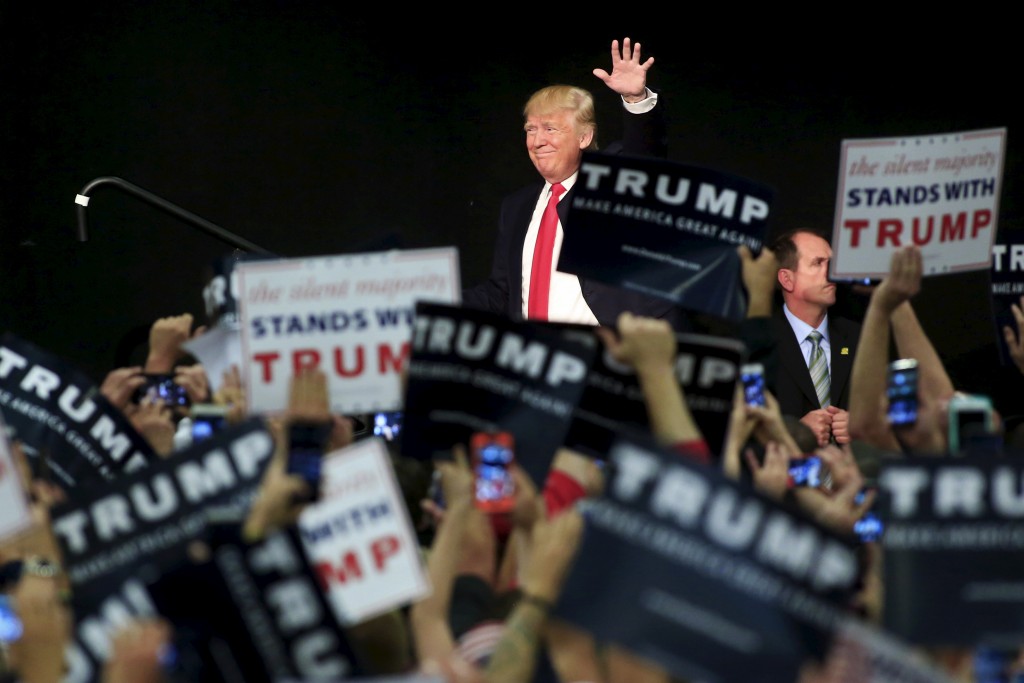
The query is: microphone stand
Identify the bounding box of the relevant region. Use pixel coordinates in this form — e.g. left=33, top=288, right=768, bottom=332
left=75, top=176, right=277, bottom=256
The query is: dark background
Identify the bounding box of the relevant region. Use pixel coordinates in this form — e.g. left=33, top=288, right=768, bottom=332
left=2, top=6, right=1021, bottom=418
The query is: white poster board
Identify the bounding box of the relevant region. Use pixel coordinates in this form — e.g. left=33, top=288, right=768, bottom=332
left=298, top=438, right=430, bottom=625
left=831, top=128, right=1006, bottom=280
left=237, top=247, right=460, bottom=414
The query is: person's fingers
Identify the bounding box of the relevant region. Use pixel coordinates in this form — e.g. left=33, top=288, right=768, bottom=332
left=743, top=447, right=760, bottom=473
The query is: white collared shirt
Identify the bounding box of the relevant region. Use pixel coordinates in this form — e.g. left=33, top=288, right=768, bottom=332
left=521, top=172, right=599, bottom=325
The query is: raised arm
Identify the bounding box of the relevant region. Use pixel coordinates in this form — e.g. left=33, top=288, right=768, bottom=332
left=596, top=312, right=703, bottom=446
left=848, top=247, right=921, bottom=450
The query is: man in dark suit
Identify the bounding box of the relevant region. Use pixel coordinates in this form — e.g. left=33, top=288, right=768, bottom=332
left=769, top=228, right=861, bottom=447
left=462, top=37, right=686, bottom=331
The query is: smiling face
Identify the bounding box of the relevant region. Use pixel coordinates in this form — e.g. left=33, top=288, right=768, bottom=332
left=524, top=108, right=593, bottom=184
left=778, top=231, right=836, bottom=324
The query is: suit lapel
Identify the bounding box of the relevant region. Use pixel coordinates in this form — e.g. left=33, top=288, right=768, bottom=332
left=773, top=312, right=819, bottom=408
left=510, top=184, right=545, bottom=318
left=828, top=320, right=854, bottom=405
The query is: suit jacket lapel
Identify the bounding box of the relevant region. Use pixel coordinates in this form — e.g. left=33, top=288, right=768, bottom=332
left=773, top=312, right=819, bottom=408
left=510, top=184, right=545, bottom=318
left=828, top=320, right=854, bottom=405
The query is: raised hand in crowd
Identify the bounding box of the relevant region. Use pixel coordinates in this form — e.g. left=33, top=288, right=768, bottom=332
left=723, top=382, right=800, bottom=482
left=173, top=363, right=210, bottom=406
left=1002, top=294, right=1024, bottom=376
left=596, top=312, right=704, bottom=450
left=128, top=396, right=176, bottom=457
left=4, top=556, right=73, bottom=683
left=791, top=469, right=875, bottom=537
left=101, top=618, right=174, bottom=683
left=486, top=507, right=584, bottom=683
left=849, top=246, right=924, bottom=451
left=144, top=313, right=203, bottom=373
left=738, top=243, right=778, bottom=318
left=213, top=364, right=248, bottom=424
left=242, top=368, right=332, bottom=541
left=410, top=446, right=478, bottom=671
left=99, top=365, right=145, bottom=411
left=744, top=440, right=791, bottom=501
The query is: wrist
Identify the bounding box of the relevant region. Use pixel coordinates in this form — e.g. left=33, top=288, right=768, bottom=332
left=144, top=353, right=176, bottom=373
left=622, top=88, right=648, bottom=104
left=518, top=589, right=555, bottom=611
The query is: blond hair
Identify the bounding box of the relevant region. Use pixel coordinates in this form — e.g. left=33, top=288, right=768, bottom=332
left=523, top=85, right=599, bottom=151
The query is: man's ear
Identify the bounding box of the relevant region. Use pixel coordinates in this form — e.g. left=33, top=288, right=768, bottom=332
left=778, top=268, right=794, bottom=293
left=578, top=128, right=594, bottom=149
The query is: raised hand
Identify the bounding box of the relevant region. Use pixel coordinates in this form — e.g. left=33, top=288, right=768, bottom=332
left=592, top=37, right=654, bottom=101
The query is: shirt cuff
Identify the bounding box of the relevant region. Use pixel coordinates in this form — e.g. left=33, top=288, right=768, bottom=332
left=623, top=88, right=657, bottom=114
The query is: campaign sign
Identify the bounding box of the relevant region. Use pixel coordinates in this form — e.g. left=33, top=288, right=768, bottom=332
left=0, top=332, right=154, bottom=488
left=0, top=413, right=33, bottom=542
left=831, top=128, right=1006, bottom=280
left=402, top=302, right=597, bottom=487
left=299, top=438, right=430, bottom=625
left=560, top=325, right=744, bottom=460
left=237, top=247, right=460, bottom=415
left=51, top=418, right=275, bottom=595
left=554, top=433, right=860, bottom=683
left=559, top=152, right=773, bottom=322
left=146, top=524, right=362, bottom=682
left=62, top=576, right=162, bottom=683
left=879, top=455, right=1024, bottom=646
left=990, top=233, right=1024, bottom=367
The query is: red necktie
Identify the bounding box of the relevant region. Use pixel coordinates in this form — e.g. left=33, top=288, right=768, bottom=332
left=527, top=182, right=565, bottom=320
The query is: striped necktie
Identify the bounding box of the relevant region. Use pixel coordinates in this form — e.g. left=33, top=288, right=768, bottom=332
left=807, top=330, right=831, bottom=409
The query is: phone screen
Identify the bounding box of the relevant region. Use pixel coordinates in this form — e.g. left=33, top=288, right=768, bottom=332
left=472, top=432, right=516, bottom=513
left=134, top=374, right=191, bottom=407
left=190, top=405, right=228, bottom=442
left=0, top=595, right=23, bottom=643
left=886, top=360, right=919, bottom=426
left=787, top=456, right=824, bottom=488
left=373, top=411, right=403, bottom=442
left=740, top=364, right=766, bottom=407
left=287, top=422, right=332, bottom=501
left=853, top=489, right=884, bottom=543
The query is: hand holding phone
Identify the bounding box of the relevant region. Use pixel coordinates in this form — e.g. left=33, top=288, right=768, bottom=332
left=886, top=359, right=919, bottom=427
left=471, top=431, right=516, bottom=514
left=134, top=373, right=191, bottom=408
left=787, top=455, right=825, bottom=488
left=286, top=421, right=333, bottom=502
left=948, top=393, right=995, bottom=455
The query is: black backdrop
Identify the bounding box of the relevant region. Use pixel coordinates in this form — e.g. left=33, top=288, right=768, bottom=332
left=2, top=5, right=1021, bottom=419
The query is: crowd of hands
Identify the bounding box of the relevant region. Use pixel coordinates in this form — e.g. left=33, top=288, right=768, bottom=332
left=2, top=244, right=1024, bottom=683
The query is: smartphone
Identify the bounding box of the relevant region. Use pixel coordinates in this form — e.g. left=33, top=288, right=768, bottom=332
left=740, top=363, right=767, bottom=407
left=948, top=393, right=995, bottom=455
left=471, top=431, right=516, bottom=514
left=134, top=373, right=191, bottom=407
left=0, top=595, right=23, bottom=643
left=886, top=359, right=919, bottom=426
left=373, top=411, right=403, bottom=442
left=787, top=455, right=824, bottom=488
left=190, top=404, right=229, bottom=442
left=853, top=489, right=884, bottom=543
left=286, top=421, right=333, bottom=502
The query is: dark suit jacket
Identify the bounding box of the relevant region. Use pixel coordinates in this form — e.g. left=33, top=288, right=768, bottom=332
left=463, top=93, right=689, bottom=331
left=769, top=308, right=861, bottom=419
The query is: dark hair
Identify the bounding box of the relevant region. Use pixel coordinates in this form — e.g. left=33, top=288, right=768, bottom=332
left=769, top=228, right=830, bottom=271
